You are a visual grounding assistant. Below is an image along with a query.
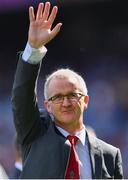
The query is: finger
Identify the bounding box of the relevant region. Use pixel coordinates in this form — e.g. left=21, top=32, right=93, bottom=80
left=47, top=6, right=58, bottom=28
left=29, top=6, right=35, bottom=22
left=51, top=23, right=62, bottom=39
left=36, top=3, right=44, bottom=20
left=42, top=2, right=51, bottom=21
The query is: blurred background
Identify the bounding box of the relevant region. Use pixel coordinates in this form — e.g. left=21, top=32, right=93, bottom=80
left=0, top=0, right=128, bottom=178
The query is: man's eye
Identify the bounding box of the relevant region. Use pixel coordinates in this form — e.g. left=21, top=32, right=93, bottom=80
left=69, top=93, right=78, bottom=98
left=54, top=95, right=62, bottom=100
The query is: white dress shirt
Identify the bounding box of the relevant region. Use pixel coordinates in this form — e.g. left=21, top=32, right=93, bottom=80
left=22, top=43, right=92, bottom=179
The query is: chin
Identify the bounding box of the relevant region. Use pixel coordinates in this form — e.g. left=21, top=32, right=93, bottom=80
left=61, top=117, right=76, bottom=124
left=56, top=114, right=78, bottom=124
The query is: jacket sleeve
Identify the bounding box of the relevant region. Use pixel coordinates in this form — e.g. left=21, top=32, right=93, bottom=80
left=114, top=148, right=124, bottom=179
left=11, top=53, right=43, bottom=145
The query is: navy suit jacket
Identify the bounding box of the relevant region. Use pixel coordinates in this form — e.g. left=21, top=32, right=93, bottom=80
left=12, top=56, right=123, bottom=179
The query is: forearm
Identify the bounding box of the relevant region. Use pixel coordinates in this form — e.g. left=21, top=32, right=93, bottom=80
left=12, top=54, right=41, bottom=144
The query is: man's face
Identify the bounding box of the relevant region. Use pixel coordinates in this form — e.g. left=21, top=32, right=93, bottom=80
left=44, top=77, right=89, bottom=128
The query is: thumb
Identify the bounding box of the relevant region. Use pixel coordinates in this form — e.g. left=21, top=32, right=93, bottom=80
left=50, top=23, right=62, bottom=40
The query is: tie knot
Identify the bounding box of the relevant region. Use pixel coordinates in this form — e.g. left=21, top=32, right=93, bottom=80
left=67, top=135, right=78, bottom=146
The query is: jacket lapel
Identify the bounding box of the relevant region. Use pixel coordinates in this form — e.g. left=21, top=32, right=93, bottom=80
left=87, top=133, right=102, bottom=179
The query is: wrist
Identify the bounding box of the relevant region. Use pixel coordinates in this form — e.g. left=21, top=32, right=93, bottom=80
left=22, top=42, right=47, bottom=64
left=28, top=41, right=45, bottom=49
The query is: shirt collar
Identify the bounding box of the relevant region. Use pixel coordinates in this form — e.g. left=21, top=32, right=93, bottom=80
left=56, top=125, right=86, bottom=146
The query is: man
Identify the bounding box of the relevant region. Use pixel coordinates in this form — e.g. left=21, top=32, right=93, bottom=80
left=12, top=2, right=123, bottom=179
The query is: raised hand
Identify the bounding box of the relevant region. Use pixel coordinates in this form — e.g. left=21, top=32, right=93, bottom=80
left=28, top=2, right=62, bottom=48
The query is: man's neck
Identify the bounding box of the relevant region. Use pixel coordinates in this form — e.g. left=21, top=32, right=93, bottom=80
left=55, top=121, right=84, bottom=135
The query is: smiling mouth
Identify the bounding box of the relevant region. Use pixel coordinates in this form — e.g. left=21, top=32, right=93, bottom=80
left=62, top=110, right=74, bottom=114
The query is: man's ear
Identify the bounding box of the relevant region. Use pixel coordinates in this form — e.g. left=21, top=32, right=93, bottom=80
left=44, top=100, right=52, bottom=113
left=84, top=95, right=89, bottom=109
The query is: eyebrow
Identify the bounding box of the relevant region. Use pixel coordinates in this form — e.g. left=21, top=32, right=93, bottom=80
left=51, top=92, right=78, bottom=96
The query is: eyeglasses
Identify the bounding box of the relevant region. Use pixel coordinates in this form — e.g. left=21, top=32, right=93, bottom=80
left=48, top=92, right=85, bottom=104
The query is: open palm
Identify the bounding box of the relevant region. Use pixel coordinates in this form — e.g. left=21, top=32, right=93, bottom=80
left=28, top=2, right=62, bottom=48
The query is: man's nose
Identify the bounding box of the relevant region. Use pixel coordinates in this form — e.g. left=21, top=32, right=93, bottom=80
left=62, top=96, right=72, bottom=105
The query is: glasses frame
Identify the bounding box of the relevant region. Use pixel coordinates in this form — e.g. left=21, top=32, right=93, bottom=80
left=48, top=92, right=85, bottom=104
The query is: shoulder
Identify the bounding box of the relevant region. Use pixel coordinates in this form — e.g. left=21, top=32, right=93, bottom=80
left=97, top=137, right=119, bottom=153
left=88, top=133, right=120, bottom=156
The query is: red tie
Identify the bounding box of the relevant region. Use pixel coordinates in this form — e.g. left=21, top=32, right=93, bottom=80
left=65, top=135, right=80, bottom=179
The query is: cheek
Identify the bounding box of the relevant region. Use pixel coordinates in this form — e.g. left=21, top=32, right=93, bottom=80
left=71, top=102, right=81, bottom=115
left=77, top=101, right=86, bottom=112
left=48, top=105, right=60, bottom=115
